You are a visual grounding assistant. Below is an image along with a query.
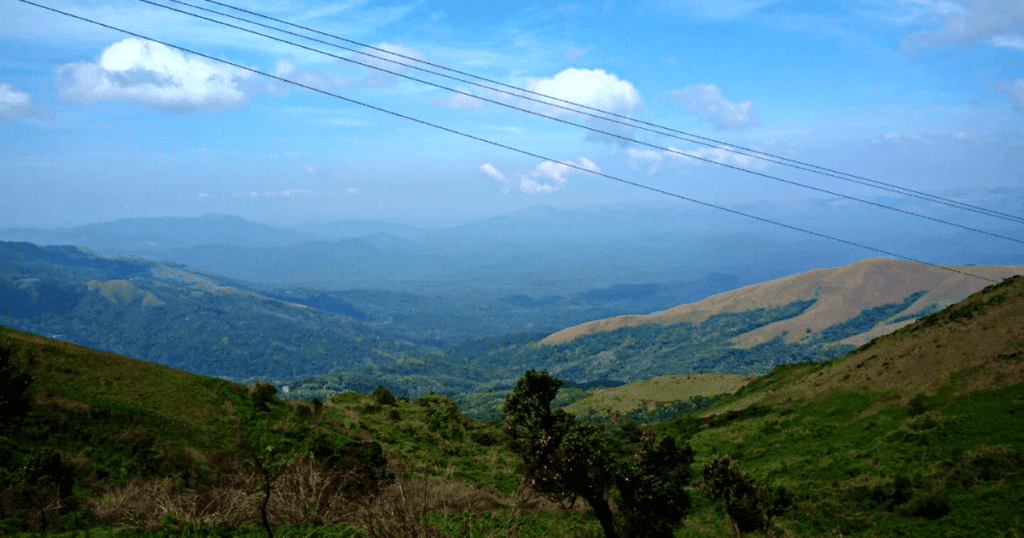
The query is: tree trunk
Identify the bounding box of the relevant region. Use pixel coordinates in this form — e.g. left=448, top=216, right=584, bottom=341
left=583, top=494, right=620, bottom=538
left=259, top=467, right=274, bottom=538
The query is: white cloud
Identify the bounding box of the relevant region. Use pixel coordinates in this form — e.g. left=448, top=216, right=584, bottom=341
left=991, top=35, right=1024, bottom=48
left=665, top=84, right=759, bottom=129
left=517, top=68, right=644, bottom=145
left=273, top=59, right=355, bottom=93
left=626, top=148, right=663, bottom=176
left=0, top=82, right=43, bottom=122
left=345, top=187, right=360, bottom=195
left=564, top=46, right=595, bottom=61
left=994, top=79, right=1024, bottom=109
left=653, top=0, right=784, bottom=20
left=480, top=157, right=600, bottom=195
left=433, top=87, right=483, bottom=110
left=521, top=68, right=643, bottom=117
left=56, top=38, right=254, bottom=113
left=901, top=0, right=1024, bottom=50
left=359, top=42, right=428, bottom=88
left=212, top=189, right=313, bottom=198
left=664, top=144, right=770, bottom=171
left=303, top=164, right=319, bottom=174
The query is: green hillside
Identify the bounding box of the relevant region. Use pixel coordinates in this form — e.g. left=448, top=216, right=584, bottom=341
left=0, top=274, right=1022, bottom=536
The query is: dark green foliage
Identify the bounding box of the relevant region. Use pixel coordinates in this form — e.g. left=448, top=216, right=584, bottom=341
left=311, top=397, right=323, bottom=418
left=18, top=446, right=75, bottom=501
left=911, top=494, right=951, bottom=520
left=891, top=303, right=941, bottom=324
left=295, top=404, right=313, bottom=421
left=614, top=430, right=697, bottom=538
left=891, top=476, right=914, bottom=506
left=503, top=369, right=699, bottom=538
left=701, top=455, right=792, bottom=534
left=468, top=429, right=502, bottom=447
left=372, top=384, right=398, bottom=406
left=0, top=340, right=33, bottom=432
left=811, top=291, right=928, bottom=344
left=250, top=382, right=279, bottom=413
left=906, top=394, right=929, bottom=417
left=575, top=394, right=729, bottom=429
left=307, top=432, right=394, bottom=499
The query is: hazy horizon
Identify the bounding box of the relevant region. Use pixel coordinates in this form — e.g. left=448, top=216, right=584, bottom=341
left=2, top=0, right=1023, bottom=233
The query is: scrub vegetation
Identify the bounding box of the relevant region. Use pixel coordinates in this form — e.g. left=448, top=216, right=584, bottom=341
left=0, top=275, right=1022, bottom=536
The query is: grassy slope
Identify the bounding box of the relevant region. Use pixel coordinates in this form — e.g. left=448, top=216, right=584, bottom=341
left=1, top=274, right=1023, bottom=537
left=560, top=373, right=759, bottom=418
left=654, top=274, right=1024, bottom=536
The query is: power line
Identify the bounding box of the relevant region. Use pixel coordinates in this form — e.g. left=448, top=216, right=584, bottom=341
left=128, top=0, right=1024, bottom=246
left=15, top=0, right=1001, bottom=284
left=186, top=0, right=1024, bottom=227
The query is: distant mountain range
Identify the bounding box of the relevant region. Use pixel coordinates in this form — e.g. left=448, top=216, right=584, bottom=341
left=2, top=235, right=1022, bottom=394
left=5, top=193, right=1021, bottom=298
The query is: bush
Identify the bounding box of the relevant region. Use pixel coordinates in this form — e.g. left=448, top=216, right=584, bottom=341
left=912, top=494, right=951, bottom=520
left=249, top=382, right=278, bottom=413
left=701, top=455, right=792, bottom=534
left=906, top=394, right=929, bottom=417
left=311, top=397, right=323, bottom=419
left=891, top=476, right=914, bottom=506
left=372, top=385, right=398, bottom=406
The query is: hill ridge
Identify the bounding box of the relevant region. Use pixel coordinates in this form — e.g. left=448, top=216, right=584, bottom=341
left=540, top=257, right=1024, bottom=347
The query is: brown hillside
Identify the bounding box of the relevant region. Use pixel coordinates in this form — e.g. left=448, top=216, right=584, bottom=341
left=697, top=274, right=1024, bottom=418
left=539, top=257, right=1024, bottom=347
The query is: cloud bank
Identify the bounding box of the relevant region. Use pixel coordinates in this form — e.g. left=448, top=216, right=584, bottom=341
left=902, top=0, right=1024, bottom=50
left=56, top=38, right=254, bottom=113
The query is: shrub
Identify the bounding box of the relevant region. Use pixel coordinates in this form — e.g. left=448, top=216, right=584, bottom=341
left=372, top=385, right=397, bottom=406
left=891, top=476, right=914, bottom=506
left=249, top=382, right=278, bottom=413
left=906, top=394, right=929, bottom=417
left=701, top=455, right=793, bottom=534
left=912, top=494, right=951, bottom=520
left=311, top=398, right=323, bottom=419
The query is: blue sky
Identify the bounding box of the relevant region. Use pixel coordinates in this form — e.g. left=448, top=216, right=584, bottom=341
left=1, top=0, right=1022, bottom=229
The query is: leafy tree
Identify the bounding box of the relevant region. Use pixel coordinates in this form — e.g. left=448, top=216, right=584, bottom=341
left=502, top=369, right=698, bottom=538
left=17, top=446, right=76, bottom=532
left=250, top=382, right=280, bottom=414
left=614, top=428, right=697, bottom=537
left=700, top=455, right=792, bottom=536
left=237, top=394, right=312, bottom=538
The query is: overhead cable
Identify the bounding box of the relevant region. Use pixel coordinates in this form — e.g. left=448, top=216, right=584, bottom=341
left=182, top=0, right=1024, bottom=226
left=130, top=0, right=1024, bottom=246
left=15, top=0, right=1001, bottom=284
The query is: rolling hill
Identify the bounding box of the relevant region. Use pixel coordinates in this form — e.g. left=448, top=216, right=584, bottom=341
left=541, top=257, right=1024, bottom=349
left=0, top=268, right=1021, bottom=536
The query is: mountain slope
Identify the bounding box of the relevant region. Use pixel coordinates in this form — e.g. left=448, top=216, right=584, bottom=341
left=648, top=273, right=1024, bottom=536
left=541, top=257, right=1024, bottom=348
left=0, top=241, right=411, bottom=382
